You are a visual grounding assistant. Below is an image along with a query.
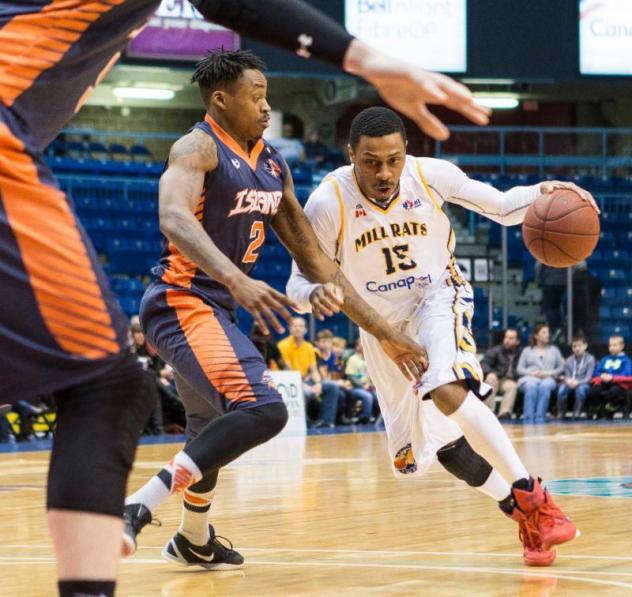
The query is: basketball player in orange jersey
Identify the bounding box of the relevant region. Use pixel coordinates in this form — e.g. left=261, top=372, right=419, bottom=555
left=0, top=2, right=489, bottom=596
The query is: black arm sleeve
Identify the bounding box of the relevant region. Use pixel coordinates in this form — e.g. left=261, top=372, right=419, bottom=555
left=190, top=0, right=354, bottom=67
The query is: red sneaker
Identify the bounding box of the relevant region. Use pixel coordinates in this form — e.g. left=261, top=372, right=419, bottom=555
left=512, top=478, right=578, bottom=550
left=509, top=508, right=556, bottom=567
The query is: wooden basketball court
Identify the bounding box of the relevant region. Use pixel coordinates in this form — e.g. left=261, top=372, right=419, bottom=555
left=2, top=424, right=632, bottom=596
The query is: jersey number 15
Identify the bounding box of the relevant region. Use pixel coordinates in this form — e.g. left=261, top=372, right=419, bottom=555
left=381, top=244, right=417, bottom=275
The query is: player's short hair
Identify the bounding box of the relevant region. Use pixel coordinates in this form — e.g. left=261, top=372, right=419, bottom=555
left=317, top=329, right=334, bottom=340
left=349, top=107, right=407, bottom=149
left=191, top=48, right=266, bottom=104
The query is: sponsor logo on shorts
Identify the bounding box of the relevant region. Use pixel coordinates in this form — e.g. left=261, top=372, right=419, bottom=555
left=366, top=273, right=432, bottom=293
left=393, top=443, right=417, bottom=474
left=262, top=370, right=277, bottom=390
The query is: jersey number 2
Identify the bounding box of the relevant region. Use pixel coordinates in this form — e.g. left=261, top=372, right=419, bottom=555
left=243, top=221, right=265, bottom=263
left=381, top=244, right=417, bottom=275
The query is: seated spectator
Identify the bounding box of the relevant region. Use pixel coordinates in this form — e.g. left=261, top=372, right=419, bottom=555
left=0, top=404, right=14, bottom=444
left=330, top=336, right=357, bottom=421
left=556, top=335, right=595, bottom=419
left=345, top=338, right=377, bottom=424
left=481, top=328, right=521, bottom=420
left=303, top=129, right=329, bottom=165
left=157, top=364, right=186, bottom=434
left=586, top=335, right=632, bottom=420
left=250, top=323, right=287, bottom=370
left=517, top=324, right=564, bottom=424
left=315, top=330, right=354, bottom=424
left=278, top=317, right=340, bottom=428
left=131, top=318, right=164, bottom=435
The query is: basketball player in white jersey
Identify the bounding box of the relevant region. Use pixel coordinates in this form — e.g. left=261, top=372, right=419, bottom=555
left=287, top=107, right=598, bottom=566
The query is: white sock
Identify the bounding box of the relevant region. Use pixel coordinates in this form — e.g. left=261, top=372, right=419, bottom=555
left=476, top=469, right=512, bottom=501
left=449, top=392, right=529, bottom=483
left=126, top=462, right=174, bottom=514
left=179, top=488, right=215, bottom=546
left=171, top=450, right=203, bottom=493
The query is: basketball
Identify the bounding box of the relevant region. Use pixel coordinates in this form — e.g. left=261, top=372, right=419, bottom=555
left=522, top=189, right=600, bottom=268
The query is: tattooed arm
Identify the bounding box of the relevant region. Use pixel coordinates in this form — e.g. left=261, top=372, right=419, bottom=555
left=272, top=171, right=428, bottom=381
left=159, top=130, right=295, bottom=334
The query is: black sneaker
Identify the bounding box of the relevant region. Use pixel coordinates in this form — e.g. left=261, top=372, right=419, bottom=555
left=122, top=503, right=160, bottom=557
left=162, top=525, right=244, bottom=570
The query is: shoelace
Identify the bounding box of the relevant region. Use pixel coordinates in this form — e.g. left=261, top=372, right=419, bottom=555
left=211, top=534, right=236, bottom=556
left=536, top=494, right=567, bottom=529
left=518, top=517, right=544, bottom=550
left=130, top=506, right=161, bottom=533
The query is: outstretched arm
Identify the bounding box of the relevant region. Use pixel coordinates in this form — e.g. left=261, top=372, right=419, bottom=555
left=190, top=0, right=489, bottom=140
left=422, top=158, right=598, bottom=226
left=159, top=130, right=296, bottom=334
left=273, top=174, right=427, bottom=382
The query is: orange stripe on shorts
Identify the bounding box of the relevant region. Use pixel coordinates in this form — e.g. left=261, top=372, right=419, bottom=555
left=166, top=290, right=257, bottom=403
left=0, top=0, right=126, bottom=106
left=0, top=123, right=119, bottom=358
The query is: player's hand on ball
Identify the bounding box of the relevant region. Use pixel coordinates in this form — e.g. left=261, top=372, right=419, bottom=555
left=379, top=334, right=429, bottom=383
left=309, top=283, right=344, bottom=321
left=540, top=181, right=600, bottom=214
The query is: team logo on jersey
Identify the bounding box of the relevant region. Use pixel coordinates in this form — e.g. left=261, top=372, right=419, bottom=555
left=354, top=203, right=367, bottom=218
left=228, top=189, right=283, bottom=217
left=231, top=158, right=241, bottom=169
left=402, top=198, right=422, bottom=211
left=265, top=159, right=283, bottom=178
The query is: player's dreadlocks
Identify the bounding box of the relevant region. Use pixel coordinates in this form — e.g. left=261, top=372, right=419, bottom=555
left=191, top=48, right=266, bottom=104
left=349, top=107, right=407, bottom=148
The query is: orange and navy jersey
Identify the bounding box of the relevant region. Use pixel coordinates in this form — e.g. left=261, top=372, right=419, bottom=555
left=0, top=0, right=159, bottom=151
left=155, top=115, right=288, bottom=311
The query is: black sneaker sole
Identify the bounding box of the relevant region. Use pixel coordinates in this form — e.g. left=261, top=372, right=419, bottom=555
left=161, top=542, right=244, bottom=571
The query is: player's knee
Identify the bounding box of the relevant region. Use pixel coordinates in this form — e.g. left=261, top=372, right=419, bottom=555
left=47, top=352, right=150, bottom=517
left=436, top=436, right=492, bottom=488
left=255, top=401, right=288, bottom=441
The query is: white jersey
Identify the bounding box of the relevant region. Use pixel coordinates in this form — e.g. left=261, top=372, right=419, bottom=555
left=287, top=156, right=541, bottom=479
left=288, top=156, right=540, bottom=324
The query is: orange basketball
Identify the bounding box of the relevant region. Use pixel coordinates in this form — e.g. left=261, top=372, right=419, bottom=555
left=521, top=189, right=600, bottom=268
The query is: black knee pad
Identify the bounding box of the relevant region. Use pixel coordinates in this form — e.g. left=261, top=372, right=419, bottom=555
left=47, top=352, right=152, bottom=517
left=253, top=401, right=289, bottom=440
left=436, top=436, right=492, bottom=488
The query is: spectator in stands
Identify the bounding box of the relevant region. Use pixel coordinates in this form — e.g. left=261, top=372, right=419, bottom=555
left=130, top=319, right=164, bottom=435
left=156, top=365, right=186, bottom=434
left=304, top=129, right=329, bottom=165
left=481, top=328, right=521, bottom=420
left=315, top=329, right=355, bottom=424
left=278, top=317, right=340, bottom=428
left=556, top=335, right=596, bottom=420
left=250, top=323, right=287, bottom=370
left=517, top=324, right=564, bottom=424
left=329, top=336, right=358, bottom=422
left=345, top=338, right=377, bottom=424
left=586, top=335, right=632, bottom=420
left=0, top=404, right=14, bottom=444
left=536, top=263, right=567, bottom=339
left=572, top=261, right=602, bottom=344
left=271, top=122, right=305, bottom=167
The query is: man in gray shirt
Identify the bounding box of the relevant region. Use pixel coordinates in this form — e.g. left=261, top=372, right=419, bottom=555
left=557, top=335, right=596, bottom=419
